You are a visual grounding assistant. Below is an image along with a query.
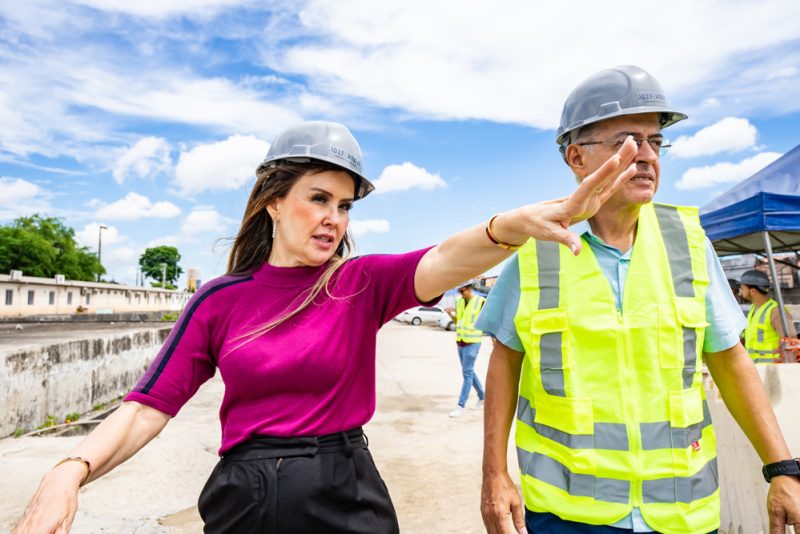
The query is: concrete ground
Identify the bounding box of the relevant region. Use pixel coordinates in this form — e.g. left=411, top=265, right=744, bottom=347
left=1, top=321, right=520, bottom=533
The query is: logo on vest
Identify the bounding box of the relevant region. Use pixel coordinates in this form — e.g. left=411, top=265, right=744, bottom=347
left=691, top=440, right=701, bottom=452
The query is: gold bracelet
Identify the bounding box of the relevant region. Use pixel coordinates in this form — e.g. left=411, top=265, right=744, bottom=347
left=54, top=456, right=92, bottom=486
left=485, top=214, right=525, bottom=251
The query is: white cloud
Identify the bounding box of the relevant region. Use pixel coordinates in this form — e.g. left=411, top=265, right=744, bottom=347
left=174, top=135, right=269, bottom=195
left=701, top=98, right=721, bottom=108
left=113, top=136, right=172, bottom=184
left=372, top=162, right=446, bottom=194
left=0, top=177, right=44, bottom=207
left=95, top=192, right=182, bottom=220
left=0, top=177, right=50, bottom=219
left=675, top=151, right=782, bottom=190
left=75, top=222, right=125, bottom=249
left=261, top=1, right=800, bottom=128
left=766, top=66, right=798, bottom=81
left=1, top=0, right=799, bottom=168
left=180, top=207, right=232, bottom=235
left=75, top=0, right=253, bottom=18
left=104, top=245, right=139, bottom=266
left=350, top=218, right=390, bottom=236
left=670, top=117, right=757, bottom=158
left=146, top=235, right=181, bottom=248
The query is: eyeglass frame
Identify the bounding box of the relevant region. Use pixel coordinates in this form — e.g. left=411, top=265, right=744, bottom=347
left=575, top=135, right=671, bottom=155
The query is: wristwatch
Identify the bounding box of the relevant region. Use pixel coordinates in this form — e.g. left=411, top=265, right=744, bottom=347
left=762, top=458, right=800, bottom=482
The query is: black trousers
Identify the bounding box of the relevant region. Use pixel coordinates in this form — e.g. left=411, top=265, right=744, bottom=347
left=198, top=428, right=400, bottom=534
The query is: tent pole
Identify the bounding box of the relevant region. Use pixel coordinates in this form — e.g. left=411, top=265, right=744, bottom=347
left=762, top=231, right=792, bottom=363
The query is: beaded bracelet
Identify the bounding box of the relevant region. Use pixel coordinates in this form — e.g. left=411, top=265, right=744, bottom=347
left=54, top=456, right=92, bottom=486
left=485, top=214, right=525, bottom=251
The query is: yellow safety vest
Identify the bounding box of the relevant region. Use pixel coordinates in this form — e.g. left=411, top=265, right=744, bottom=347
left=514, top=203, right=718, bottom=534
left=744, top=299, right=780, bottom=363
left=456, top=295, right=485, bottom=343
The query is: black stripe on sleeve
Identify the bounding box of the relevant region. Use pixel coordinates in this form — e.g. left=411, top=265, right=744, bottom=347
left=140, top=276, right=253, bottom=394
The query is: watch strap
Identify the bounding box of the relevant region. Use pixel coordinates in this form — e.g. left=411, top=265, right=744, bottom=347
left=762, top=458, right=800, bottom=482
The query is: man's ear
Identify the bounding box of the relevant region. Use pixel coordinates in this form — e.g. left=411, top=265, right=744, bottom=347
left=565, top=144, right=586, bottom=175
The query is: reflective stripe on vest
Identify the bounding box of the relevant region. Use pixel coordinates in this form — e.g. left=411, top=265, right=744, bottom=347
left=516, top=395, right=713, bottom=452
left=745, top=299, right=779, bottom=362
left=513, top=202, right=718, bottom=533
left=456, top=295, right=485, bottom=343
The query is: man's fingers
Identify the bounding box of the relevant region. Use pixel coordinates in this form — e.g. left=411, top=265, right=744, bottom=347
left=510, top=499, right=528, bottom=534
left=769, top=513, right=785, bottom=534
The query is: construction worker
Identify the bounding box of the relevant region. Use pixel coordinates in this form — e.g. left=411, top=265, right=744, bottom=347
left=739, top=269, right=796, bottom=363
left=477, top=66, right=800, bottom=534
left=447, top=282, right=487, bottom=417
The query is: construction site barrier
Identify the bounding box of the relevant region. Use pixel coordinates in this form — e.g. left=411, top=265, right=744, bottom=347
left=706, top=364, right=800, bottom=534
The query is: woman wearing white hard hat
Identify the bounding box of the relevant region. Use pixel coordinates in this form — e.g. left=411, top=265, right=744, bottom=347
left=14, top=121, right=638, bottom=533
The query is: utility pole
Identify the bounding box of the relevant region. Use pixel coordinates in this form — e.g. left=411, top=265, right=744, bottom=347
left=161, top=262, right=167, bottom=289
left=97, top=225, right=108, bottom=282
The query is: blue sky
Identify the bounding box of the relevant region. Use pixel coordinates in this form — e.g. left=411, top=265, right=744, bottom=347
left=1, top=1, right=799, bottom=286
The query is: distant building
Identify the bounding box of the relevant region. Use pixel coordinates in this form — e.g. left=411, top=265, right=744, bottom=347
left=187, top=268, right=201, bottom=292
left=0, top=270, right=190, bottom=318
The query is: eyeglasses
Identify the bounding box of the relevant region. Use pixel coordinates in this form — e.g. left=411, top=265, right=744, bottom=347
left=576, top=135, right=670, bottom=155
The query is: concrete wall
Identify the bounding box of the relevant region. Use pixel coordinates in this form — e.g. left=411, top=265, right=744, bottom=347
left=0, top=272, right=190, bottom=317
left=0, top=326, right=172, bottom=438
left=706, top=364, right=800, bottom=534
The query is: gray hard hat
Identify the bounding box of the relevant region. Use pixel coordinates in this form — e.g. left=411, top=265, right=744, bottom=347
left=256, top=121, right=375, bottom=199
left=556, top=65, right=687, bottom=147
left=740, top=269, right=771, bottom=290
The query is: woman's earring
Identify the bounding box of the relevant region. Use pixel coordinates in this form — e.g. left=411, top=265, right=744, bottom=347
left=271, top=219, right=277, bottom=239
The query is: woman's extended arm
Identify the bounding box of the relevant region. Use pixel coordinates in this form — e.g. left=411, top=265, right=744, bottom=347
left=13, top=401, right=170, bottom=534
left=414, top=137, right=637, bottom=302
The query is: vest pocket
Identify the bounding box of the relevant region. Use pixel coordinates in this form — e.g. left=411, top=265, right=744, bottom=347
left=658, top=298, right=708, bottom=369
left=668, top=387, right=707, bottom=474
left=533, top=395, right=596, bottom=473
left=529, top=307, right=570, bottom=371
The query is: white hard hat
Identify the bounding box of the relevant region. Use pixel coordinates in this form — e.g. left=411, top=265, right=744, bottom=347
left=257, top=121, right=375, bottom=199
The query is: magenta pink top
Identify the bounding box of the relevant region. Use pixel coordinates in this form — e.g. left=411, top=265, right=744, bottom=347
left=125, top=248, right=435, bottom=454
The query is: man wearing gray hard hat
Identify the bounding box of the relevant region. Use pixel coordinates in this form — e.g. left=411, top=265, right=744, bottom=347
left=477, top=66, right=800, bottom=533
left=739, top=269, right=796, bottom=363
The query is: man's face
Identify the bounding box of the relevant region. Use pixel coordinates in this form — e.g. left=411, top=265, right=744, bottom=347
left=459, top=287, right=472, bottom=299
left=570, top=113, right=662, bottom=209
left=739, top=284, right=753, bottom=302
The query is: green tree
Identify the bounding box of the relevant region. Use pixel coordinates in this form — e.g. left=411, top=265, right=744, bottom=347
left=0, top=215, right=104, bottom=281
left=139, top=246, right=182, bottom=287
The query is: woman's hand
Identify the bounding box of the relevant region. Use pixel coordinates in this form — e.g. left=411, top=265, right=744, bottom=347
left=12, top=462, right=86, bottom=534
left=413, top=136, right=637, bottom=301
left=493, top=136, right=638, bottom=254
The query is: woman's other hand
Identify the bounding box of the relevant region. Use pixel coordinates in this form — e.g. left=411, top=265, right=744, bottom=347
left=12, top=461, right=87, bottom=534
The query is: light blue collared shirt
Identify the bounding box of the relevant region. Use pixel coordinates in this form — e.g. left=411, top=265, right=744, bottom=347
left=475, top=222, right=746, bottom=532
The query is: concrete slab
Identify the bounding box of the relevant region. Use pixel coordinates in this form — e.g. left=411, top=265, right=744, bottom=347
left=1, top=321, right=520, bottom=533
left=0, top=322, right=171, bottom=351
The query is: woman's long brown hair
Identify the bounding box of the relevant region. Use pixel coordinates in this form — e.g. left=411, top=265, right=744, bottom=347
left=225, top=161, right=356, bottom=348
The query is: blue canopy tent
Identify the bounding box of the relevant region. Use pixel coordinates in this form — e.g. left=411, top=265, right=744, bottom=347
left=700, top=143, right=800, bottom=355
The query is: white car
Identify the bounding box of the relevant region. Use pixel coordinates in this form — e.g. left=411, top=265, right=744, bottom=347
left=395, top=306, right=446, bottom=326
left=437, top=312, right=455, bottom=331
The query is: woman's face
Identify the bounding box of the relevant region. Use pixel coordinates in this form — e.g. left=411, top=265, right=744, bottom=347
left=267, top=169, right=355, bottom=267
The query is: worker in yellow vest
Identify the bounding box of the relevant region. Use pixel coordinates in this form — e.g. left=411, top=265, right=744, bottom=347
left=739, top=269, right=796, bottom=363
left=476, top=66, right=800, bottom=534
left=446, top=282, right=487, bottom=417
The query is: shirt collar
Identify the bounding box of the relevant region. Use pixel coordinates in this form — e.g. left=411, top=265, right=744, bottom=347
left=576, top=220, right=631, bottom=259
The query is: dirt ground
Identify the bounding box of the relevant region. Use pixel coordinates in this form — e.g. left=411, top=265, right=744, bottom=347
left=1, top=321, right=520, bottom=533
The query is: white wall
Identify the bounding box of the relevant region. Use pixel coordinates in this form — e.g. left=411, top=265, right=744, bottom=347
left=0, top=273, right=190, bottom=317
left=706, top=364, right=800, bottom=534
